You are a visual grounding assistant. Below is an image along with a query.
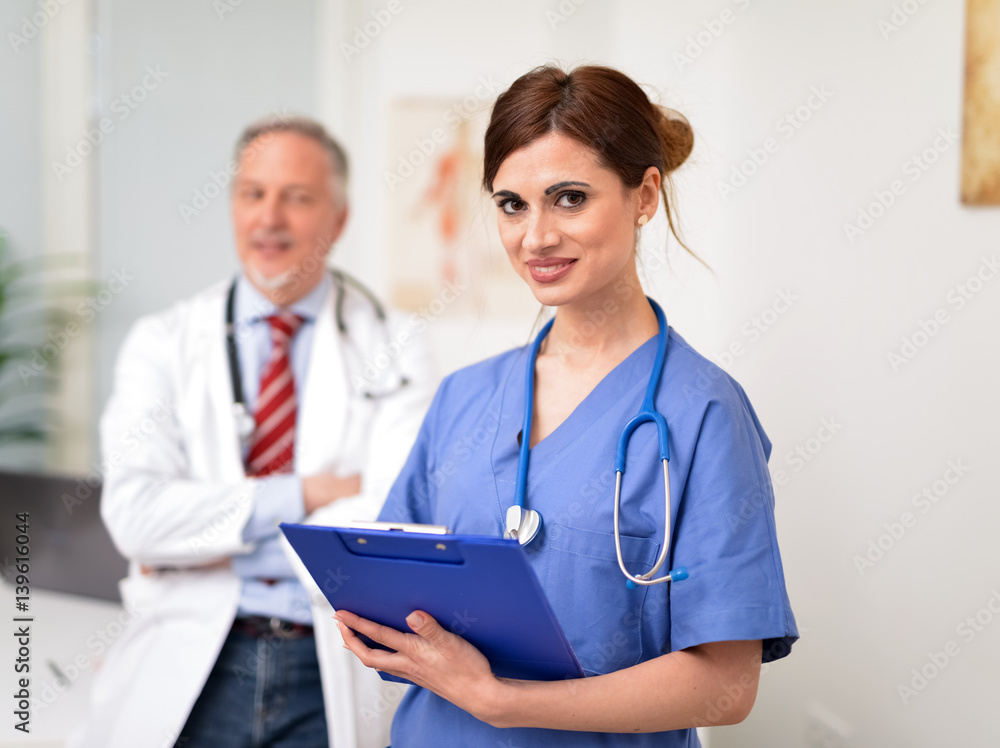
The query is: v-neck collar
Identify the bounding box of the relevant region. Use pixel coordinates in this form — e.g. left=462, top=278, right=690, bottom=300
left=490, top=333, right=661, bottom=512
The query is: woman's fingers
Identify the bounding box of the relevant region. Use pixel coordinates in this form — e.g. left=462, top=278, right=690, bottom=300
left=334, top=611, right=411, bottom=676
left=336, top=610, right=453, bottom=677
left=336, top=609, right=409, bottom=652
left=337, top=620, right=405, bottom=676
left=405, top=610, right=443, bottom=641
left=336, top=608, right=501, bottom=716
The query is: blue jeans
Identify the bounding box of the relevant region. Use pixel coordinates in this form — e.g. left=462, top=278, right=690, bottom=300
left=176, top=626, right=328, bottom=747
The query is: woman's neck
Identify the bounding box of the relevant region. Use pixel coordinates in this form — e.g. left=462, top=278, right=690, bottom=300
left=542, top=274, right=659, bottom=367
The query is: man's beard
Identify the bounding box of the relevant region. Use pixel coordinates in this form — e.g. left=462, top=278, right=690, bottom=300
left=247, top=265, right=294, bottom=291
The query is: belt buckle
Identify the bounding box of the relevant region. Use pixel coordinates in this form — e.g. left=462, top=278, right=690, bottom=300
left=269, top=616, right=297, bottom=639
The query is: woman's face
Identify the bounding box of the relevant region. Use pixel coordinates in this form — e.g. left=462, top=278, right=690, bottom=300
left=491, top=132, right=644, bottom=310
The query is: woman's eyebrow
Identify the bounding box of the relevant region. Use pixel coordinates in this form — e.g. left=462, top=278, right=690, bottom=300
left=544, top=181, right=590, bottom=195
left=492, top=189, right=519, bottom=200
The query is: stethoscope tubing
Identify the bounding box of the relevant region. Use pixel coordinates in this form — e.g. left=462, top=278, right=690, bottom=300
left=225, top=270, right=405, bottom=444
left=513, top=315, right=555, bottom=515
left=514, top=297, right=687, bottom=587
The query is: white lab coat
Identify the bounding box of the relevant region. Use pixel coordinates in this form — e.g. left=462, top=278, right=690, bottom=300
left=69, top=276, right=436, bottom=748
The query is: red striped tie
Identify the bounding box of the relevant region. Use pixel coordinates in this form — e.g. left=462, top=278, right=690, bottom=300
left=246, top=312, right=304, bottom=477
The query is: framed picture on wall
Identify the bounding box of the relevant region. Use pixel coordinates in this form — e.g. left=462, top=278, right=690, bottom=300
left=961, top=0, right=1000, bottom=204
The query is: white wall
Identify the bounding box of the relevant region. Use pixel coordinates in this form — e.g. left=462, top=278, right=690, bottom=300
left=0, top=2, right=43, bottom=266
left=94, top=0, right=320, bottom=418
left=3, top=0, right=997, bottom=745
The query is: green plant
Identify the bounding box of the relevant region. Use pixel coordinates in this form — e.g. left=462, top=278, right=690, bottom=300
left=0, top=230, right=89, bottom=459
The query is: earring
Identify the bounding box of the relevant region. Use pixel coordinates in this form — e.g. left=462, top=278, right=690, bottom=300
left=637, top=215, right=648, bottom=227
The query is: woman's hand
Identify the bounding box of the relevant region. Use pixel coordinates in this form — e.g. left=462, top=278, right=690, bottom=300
left=335, top=609, right=506, bottom=724
left=338, top=609, right=762, bottom=732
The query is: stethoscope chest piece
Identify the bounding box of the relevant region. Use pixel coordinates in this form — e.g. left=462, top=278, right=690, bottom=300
left=509, top=297, right=690, bottom=587
left=234, top=403, right=256, bottom=445
left=504, top=505, right=541, bottom=545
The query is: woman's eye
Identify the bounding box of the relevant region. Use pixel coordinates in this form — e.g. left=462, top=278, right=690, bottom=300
left=556, top=191, right=585, bottom=208
left=499, top=198, right=525, bottom=215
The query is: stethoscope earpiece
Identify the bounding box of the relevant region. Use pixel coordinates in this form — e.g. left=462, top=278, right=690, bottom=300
left=625, top=566, right=688, bottom=590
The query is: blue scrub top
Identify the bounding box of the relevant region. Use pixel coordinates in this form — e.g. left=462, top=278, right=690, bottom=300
left=379, top=328, right=798, bottom=746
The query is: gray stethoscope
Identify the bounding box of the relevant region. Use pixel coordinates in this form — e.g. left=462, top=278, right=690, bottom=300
left=505, top=297, right=689, bottom=588
left=225, top=269, right=409, bottom=444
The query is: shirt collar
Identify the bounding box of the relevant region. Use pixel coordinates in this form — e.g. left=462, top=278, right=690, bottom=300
left=235, top=271, right=331, bottom=325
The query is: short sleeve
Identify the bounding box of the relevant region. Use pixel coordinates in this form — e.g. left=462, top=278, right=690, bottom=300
left=669, top=388, right=798, bottom=663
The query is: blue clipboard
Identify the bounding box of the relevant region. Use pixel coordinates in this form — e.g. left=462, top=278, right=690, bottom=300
left=280, top=523, right=584, bottom=683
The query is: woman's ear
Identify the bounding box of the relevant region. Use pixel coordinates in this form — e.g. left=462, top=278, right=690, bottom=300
left=636, top=166, right=661, bottom=223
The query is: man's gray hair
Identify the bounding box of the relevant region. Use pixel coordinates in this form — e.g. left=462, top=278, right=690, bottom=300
left=234, top=114, right=349, bottom=183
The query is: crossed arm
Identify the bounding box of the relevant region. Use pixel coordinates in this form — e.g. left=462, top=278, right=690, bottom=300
left=335, top=608, right=761, bottom=733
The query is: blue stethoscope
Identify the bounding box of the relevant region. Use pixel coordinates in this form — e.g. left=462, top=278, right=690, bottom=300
left=505, top=297, right=689, bottom=587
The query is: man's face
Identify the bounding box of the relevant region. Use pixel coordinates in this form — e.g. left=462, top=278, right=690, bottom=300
left=231, top=131, right=348, bottom=305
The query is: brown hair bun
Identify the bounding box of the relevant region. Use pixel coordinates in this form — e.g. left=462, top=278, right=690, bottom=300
left=658, top=107, right=694, bottom=174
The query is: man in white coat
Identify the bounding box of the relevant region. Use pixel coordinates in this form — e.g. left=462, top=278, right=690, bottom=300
left=70, top=117, right=435, bottom=748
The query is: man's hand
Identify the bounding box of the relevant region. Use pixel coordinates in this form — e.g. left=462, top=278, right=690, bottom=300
left=302, top=473, right=362, bottom=514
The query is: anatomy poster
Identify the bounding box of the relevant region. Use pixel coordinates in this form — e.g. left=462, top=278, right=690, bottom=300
left=384, top=97, right=533, bottom=317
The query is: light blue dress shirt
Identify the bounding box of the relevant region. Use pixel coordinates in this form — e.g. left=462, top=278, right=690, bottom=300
left=230, top=272, right=332, bottom=625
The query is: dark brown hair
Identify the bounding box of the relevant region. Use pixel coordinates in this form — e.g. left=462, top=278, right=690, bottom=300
left=483, top=65, right=694, bottom=255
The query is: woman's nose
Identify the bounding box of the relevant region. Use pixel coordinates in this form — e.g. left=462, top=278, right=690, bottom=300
left=522, top=210, right=557, bottom=252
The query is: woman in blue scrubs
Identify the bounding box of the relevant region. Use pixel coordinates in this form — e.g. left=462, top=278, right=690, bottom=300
left=336, top=64, right=798, bottom=746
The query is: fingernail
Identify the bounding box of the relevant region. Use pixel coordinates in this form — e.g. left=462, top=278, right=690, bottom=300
left=406, top=611, right=425, bottom=628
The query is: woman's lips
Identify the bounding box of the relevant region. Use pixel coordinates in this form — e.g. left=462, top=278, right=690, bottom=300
left=527, top=258, right=576, bottom=283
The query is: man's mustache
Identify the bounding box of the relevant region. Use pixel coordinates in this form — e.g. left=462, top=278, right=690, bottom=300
left=249, top=230, right=295, bottom=246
